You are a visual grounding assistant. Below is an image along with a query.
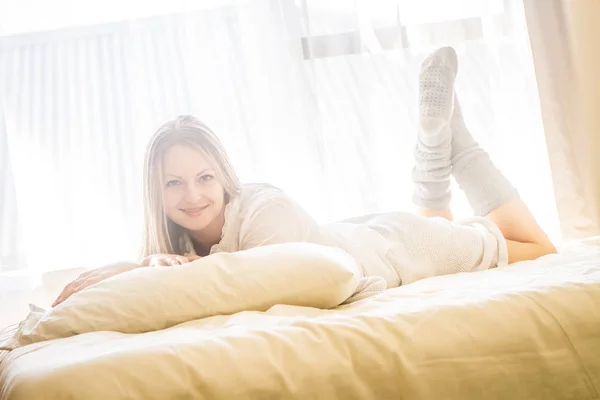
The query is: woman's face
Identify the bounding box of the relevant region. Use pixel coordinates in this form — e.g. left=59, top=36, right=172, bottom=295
left=161, top=144, right=226, bottom=233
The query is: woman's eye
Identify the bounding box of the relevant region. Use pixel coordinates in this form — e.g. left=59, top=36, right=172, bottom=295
left=198, top=174, right=214, bottom=182
left=166, top=180, right=181, bottom=187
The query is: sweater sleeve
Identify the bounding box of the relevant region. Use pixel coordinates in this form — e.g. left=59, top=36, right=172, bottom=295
left=237, top=187, right=322, bottom=251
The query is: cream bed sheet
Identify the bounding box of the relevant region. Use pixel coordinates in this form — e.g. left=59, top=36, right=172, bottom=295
left=1, top=240, right=599, bottom=400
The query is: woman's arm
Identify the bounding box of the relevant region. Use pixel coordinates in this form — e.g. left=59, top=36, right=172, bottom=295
left=237, top=189, right=322, bottom=251
left=141, top=254, right=200, bottom=267
left=52, top=261, right=140, bottom=306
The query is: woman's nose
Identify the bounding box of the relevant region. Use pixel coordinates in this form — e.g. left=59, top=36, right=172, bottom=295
left=183, top=184, right=203, bottom=203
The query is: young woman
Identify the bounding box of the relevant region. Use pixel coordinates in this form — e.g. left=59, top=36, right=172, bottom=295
left=53, top=47, right=556, bottom=306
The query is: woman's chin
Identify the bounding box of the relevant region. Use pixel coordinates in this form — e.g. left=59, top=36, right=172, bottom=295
left=180, top=219, right=211, bottom=232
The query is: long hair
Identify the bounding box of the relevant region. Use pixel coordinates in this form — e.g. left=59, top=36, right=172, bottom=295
left=140, top=115, right=241, bottom=258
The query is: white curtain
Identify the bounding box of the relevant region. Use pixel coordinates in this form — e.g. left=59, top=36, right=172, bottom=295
left=523, top=0, right=600, bottom=241
left=0, top=0, right=560, bottom=272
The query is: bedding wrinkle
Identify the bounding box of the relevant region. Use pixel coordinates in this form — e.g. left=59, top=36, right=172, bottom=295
left=519, top=291, right=600, bottom=398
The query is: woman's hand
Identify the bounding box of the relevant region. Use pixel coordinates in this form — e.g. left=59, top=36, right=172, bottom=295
left=141, top=254, right=201, bottom=267
left=52, top=255, right=200, bottom=307
left=52, top=262, right=140, bottom=307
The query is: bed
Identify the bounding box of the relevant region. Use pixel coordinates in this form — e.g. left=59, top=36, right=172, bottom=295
left=1, top=238, right=599, bottom=400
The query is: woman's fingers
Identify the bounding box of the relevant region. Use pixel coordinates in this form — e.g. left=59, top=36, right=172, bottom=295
left=52, top=263, right=138, bottom=307
left=61, top=275, right=106, bottom=305
left=52, top=278, right=85, bottom=307
left=77, top=269, right=94, bottom=279
left=157, top=258, right=171, bottom=266
left=145, top=254, right=196, bottom=267
left=52, top=254, right=192, bottom=306
left=149, top=257, right=169, bottom=267
left=53, top=282, right=82, bottom=306
left=69, top=277, right=100, bottom=297
left=53, top=272, right=103, bottom=306
left=167, top=256, right=188, bottom=266
left=53, top=289, right=74, bottom=307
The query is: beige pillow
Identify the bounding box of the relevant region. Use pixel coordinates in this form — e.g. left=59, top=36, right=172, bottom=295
left=0, top=243, right=360, bottom=350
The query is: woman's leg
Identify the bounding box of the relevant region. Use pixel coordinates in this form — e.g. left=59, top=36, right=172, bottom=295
left=413, top=47, right=556, bottom=263
left=412, top=47, right=457, bottom=221
left=487, top=201, right=556, bottom=263
left=450, top=93, right=556, bottom=263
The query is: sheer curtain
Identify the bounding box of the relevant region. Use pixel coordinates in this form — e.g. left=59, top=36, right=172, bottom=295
left=523, top=0, right=600, bottom=241
left=0, top=0, right=559, bottom=273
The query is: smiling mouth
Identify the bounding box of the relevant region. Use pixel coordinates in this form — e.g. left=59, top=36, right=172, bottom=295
left=181, top=205, right=209, bottom=216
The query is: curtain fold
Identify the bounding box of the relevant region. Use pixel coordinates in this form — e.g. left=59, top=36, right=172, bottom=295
left=0, top=99, right=24, bottom=270
left=0, top=0, right=561, bottom=272
left=523, top=0, right=600, bottom=240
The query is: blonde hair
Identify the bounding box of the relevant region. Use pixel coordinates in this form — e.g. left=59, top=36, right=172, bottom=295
left=141, top=115, right=241, bottom=258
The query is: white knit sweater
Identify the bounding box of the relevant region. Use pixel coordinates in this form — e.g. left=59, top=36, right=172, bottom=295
left=183, top=183, right=508, bottom=301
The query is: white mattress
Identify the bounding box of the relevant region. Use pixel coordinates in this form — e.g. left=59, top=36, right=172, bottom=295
left=1, top=239, right=600, bottom=400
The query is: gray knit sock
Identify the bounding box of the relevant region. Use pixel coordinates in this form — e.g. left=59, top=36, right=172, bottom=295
left=451, top=95, right=520, bottom=216
left=412, top=47, right=458, bottom=210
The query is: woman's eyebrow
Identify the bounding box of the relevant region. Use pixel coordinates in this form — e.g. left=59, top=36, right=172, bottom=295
left=196, top=168, right=214, bottom=175
left=165, top=169, right=213, bottom=179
